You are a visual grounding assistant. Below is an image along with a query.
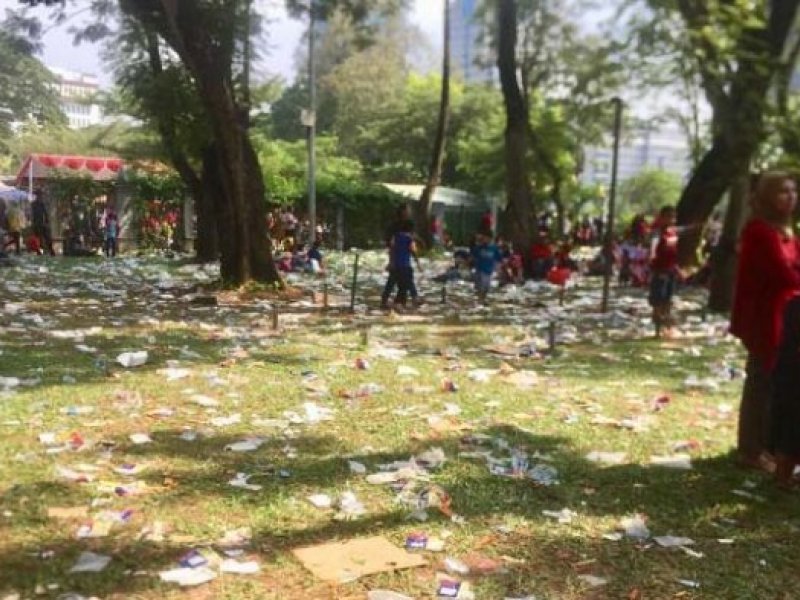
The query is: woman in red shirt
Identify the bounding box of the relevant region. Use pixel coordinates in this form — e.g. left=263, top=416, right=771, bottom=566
left=730, top=172, right=800, bottom=471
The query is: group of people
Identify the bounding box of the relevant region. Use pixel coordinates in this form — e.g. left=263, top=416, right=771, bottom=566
left=276, top=240, right=325, bottom=275
left=267, top=208, right=329, bottom=253
left=379, top=207, right=579, bottom=310
left=0, top=191, right=56, bottom=257
left=0, top=191, right=121, bottom=259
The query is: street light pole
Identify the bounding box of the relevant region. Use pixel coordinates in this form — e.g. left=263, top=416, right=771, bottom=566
left=601, top=97, right=623, bottom=313
left=306, top=2, right=317, bottom=246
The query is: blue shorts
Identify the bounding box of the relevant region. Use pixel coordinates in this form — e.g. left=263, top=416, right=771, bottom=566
left=648, top=272, right=676, bottom=307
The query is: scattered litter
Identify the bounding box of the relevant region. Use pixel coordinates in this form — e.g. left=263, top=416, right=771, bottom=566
left=229, top=473, right=263, bottom=491
left=210, top=414, right=242, bottom=427
left=677, top=579, right=700, bottom=589
left=542, top=508, right=576, bottom=524
left=654, top=536, right=695, bottom=548
left=220, top=559, right=260, bottom=574
left=731, top=489, right=766, bottom=503
left=586, top=451, right=627, bottom=465
left=129, top=433, right=152, bottom=445
left=307, top=494, right=333, bottom=509
left=292, top=536, right=426, bottom=582
left=225, top=438, right=266, bottom=452
left=577, top=574, right=607, bottom=587
left=397, top=365, right=420, bottom=377
left=367, top=591, right=414, bottom=600
left=336, top=491, right=367, bottom=519
left=620, top=515, right=650, bottom=539
left=68, top=551, right=111, bottom=573
left=444, top=557, right=470, bottom=575
left=159, top=567, right=217, bottom=587
left=649, top=454, right=692, bottom=470
left=47, top=507, right=88, bottom=520
left=348, top=460, right=367, bottom=474
left=117, top=351, right=148, bottom=368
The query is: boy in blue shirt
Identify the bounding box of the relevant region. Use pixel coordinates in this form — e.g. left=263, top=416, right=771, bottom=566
left=381, top=220, right=420, bottom=309
left=471, top=232, right=502, bottom=302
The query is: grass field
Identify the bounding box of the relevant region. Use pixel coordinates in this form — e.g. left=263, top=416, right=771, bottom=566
left=0, top=254, right=798, bottom=600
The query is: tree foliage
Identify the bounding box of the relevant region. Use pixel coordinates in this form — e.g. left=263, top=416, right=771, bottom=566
left=619, top=168, right=683, bottom=220
left=0, top=22, right=65, bottom=150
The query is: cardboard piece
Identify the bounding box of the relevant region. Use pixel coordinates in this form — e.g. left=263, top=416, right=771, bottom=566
left=292, top=536, right=425, bottom=582
left=47, top=507, right=89, bottom=520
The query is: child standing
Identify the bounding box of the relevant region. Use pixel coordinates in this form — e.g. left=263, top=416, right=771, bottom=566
left=471, top=232, right=502, bottom=303
left=771, top=294, right=800, bottom=488
left=648, top=205, right=692, bottom=337
left=103, top=208, right=120, bottom=258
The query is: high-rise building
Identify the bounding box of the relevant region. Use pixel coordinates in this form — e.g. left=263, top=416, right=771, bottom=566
left=581, top=126, right=693, bottom=187
left=451, top=0, right=494, bottom=84
left=48, top=67, right=104, bottom=129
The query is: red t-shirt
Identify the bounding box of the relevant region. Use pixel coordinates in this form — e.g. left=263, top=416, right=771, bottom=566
left=730, top=218, right=800, bottom=370
left=651, top=226, right=679, bottom=273
left=530, top=242, right=553, bottom=261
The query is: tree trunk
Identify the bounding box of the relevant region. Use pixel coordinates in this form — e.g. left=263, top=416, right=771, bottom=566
left=708, top=173, right=749, bottom=314
left=124, top=0, right=279, bottom=285
left=552, top=176, right=565, bottom=239
left=199, top=145, right=224, bottom=263
left=497, top=0, right=533, bottom=257
left=416, top=0, right=451, bottom=249
left=144, top=29, right=217, bottom=262
left=675, top=136, right=748, bottom=265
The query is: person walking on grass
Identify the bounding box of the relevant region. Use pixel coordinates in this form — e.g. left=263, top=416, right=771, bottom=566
left=471, top=230, right=502, bottom=303
left=731, top=172, right=800, bottom=473
left=381, top=219, right=420, bottom=310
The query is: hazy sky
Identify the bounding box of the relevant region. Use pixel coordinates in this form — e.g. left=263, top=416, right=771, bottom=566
left=1, top=0, right=444, bottom=85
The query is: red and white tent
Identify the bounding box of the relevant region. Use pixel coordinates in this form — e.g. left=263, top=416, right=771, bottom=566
left=16, top=154, right=124, bottom=185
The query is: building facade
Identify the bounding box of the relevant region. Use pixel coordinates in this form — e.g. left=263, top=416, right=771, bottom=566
left=580, top=126, right=693, bottom=187
left=48, top=67, right=104, bottom=129
left=451, top=0, right=495, bottom=84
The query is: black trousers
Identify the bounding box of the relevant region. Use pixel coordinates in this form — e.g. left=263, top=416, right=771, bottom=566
left=381, top=267, right=417, bottom=305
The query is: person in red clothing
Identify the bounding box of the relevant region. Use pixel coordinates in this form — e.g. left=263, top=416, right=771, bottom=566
left=648, top=206, right=691, bottom=337
left=730, top=172, right=800, bottom=472
left=529, top=232, right=554, bottom=280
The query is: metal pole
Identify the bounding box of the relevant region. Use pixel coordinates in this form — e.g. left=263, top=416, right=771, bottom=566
left=28, top=156, right=33, bottom=202
left=307, top=2, right=317, bottom=246
left=601, top=98, right=623, bottom=313
left=349, top=252, right=360, bottom=313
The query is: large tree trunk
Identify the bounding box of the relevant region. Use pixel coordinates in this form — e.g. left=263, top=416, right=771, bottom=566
left=708, top=173, right=749, bottom=313
left=497, top=0, right=533, bottom=257
left=675, top=0, right=800, bottom=264
left=675, top=136, right=752, bottom=265
left=124, top=0, right=279, bottom=285
left=416, top=0, right=451, bottom=249
left=145, top=30, right=218, bottom=262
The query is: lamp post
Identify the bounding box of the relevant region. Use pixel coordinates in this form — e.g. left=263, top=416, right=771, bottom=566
left=305, top=1, right=317, bottom=246
left=601, top=97, right=623, bottom=313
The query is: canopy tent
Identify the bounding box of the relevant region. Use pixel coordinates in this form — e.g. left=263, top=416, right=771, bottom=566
left=15, top=154, right=123, bottom=185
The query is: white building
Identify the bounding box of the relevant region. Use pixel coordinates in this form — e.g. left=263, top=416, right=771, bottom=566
left=451, top=0, right=495, bottom=84
left=581, top=126, right=693, bottom=187
left=48, top=67, right=105, bottom=129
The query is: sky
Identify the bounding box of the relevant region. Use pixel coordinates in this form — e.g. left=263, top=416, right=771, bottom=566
left=0, top=0, right=444, bottom=86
